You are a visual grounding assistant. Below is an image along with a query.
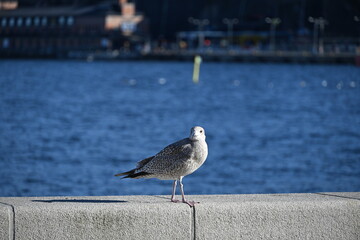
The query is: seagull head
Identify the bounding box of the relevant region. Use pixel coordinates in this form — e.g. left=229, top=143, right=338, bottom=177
left=189, top=126, right=206, bottom=141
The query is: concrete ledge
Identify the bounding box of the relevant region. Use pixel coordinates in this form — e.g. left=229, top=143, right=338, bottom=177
left=0, top=202, right=14, bottom=240
left=0, top=193, right=359, bottom=240
left=194, top=193, right=360, bottom=240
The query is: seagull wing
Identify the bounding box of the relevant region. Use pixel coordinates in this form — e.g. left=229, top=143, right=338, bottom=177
left=139, top=138, right=192, bottom=174
left=136, top=156, right=155, bottom=168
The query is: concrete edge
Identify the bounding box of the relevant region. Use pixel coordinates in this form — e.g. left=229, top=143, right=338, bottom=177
left=315, top=192, right=360, bottom=201
left=192, top=206, right=196, bottom=240
left=0, top=193, right=359, bottom=240
left=192, top=192, right=360, bottom=240
left=0, top=201, right=15, bottom=240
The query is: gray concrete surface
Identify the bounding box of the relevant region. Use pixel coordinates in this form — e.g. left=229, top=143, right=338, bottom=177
left=0, top=195, right=192, bottom=240
left=0, top=202, right=13, bottom=240
left=319, top=192, right=360, bottom=200
left=193, top=193, right=360, bottom=240
left=0, top=193, right=359, bottom=240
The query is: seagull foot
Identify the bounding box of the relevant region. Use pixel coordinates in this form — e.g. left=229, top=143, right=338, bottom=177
left=171, top=199, right=199, bottom=207
left=182, top=200, right=199, bottom=207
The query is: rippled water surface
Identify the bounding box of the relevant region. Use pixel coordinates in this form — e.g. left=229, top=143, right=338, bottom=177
left=0, top=60, right=359, bottom=197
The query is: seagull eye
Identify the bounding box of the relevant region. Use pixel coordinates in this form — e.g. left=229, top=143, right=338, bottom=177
left=200, top=130, right=203, bottom=133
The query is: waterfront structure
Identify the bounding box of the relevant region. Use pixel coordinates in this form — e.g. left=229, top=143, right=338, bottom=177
left=176, top=30, right=268, bottom=50
left=0, top=193, right=359, bottom=239
left=0, top=0, right=148, bottom=58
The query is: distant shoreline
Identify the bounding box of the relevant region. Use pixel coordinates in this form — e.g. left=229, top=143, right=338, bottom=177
left=1, top=50, right=359, bottom=65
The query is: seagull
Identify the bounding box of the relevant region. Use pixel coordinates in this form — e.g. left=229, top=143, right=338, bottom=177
left=115, top=126, right=208, bottom=207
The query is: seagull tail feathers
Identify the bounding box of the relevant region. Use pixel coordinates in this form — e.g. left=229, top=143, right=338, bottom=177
left=114, top=169, right=151, bottom=179
left=114, top=169, right=135, bottom=177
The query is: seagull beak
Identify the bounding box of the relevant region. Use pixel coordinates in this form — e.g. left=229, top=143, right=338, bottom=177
left=191, top=132, right=200, bottom=139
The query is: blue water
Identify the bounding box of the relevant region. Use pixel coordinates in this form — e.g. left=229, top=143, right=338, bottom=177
left=0, top=60, right=359, bottom=197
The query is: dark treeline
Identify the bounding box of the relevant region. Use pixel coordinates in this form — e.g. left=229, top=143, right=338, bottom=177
left=17, top=0, right=360, bottom=39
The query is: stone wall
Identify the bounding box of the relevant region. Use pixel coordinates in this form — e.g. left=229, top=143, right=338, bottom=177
left=0, top=193, right=359, bottom=240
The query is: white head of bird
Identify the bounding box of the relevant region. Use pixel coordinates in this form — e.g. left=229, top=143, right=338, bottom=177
left=189, top=126, right=206, bottom=141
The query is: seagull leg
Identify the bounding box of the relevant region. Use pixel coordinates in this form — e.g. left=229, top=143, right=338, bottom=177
left=179, top=177, right=198, bottom=207
left=171, top=180, right=180, bottom=203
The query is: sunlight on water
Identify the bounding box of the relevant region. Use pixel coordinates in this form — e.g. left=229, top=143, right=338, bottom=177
left=0, top=60, right=359, bottom=197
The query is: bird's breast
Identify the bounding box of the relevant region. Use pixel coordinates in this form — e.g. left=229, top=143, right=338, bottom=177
left=190, top=140, right=208, bottom=165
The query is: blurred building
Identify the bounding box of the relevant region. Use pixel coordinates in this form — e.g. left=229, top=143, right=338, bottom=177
left=0, top=0, right=148, bottom=58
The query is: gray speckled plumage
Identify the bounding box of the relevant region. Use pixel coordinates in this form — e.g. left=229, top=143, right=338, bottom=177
left=139, top=137, right=207, bottom=179
left=116, top=126, right=208, bottom=180
left=115, top=126, right=208, bottom=206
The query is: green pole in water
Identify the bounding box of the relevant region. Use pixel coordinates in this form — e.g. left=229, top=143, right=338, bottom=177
left=192, top=55, right=202, bottom=84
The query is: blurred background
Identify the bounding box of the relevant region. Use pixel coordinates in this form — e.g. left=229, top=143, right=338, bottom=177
left=0, top=0, right=359, bottom=197
left=0, top=0, right=360, bottom=61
